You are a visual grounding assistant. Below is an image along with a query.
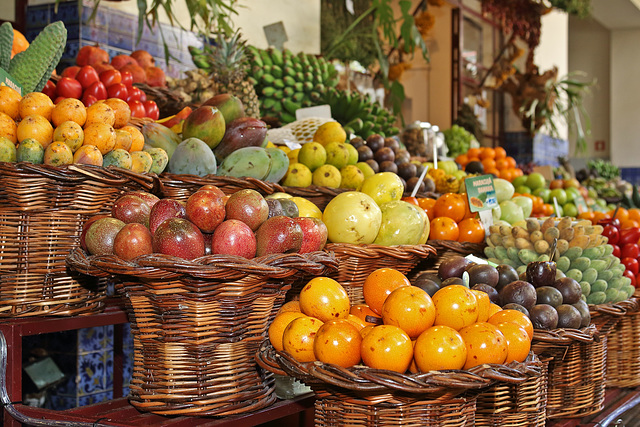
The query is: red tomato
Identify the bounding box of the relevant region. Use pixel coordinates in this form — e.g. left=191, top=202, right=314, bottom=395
left=56, top=77, right=83, bottom=99
left=107, top=83, right=129, bottom=100
left=128, top=100, right=147, bottom=118
left=99, top=69, right=122, bottom=87
left=619, top=228, right=640, bottom=246
left=138, top=89, right=147, bottom=102
left=121, top=71, right=133, bottom=89
left=624, top=269, right=637, bottom=287
left=622, top=257, right=639, bottom=276
left=42, top=80, right=57, bottom=99
left=85, top=81, right=108, bottom=100
left=602, top=224, right=620, bottom=245
left=76, top=65, right=100, bottom=89
left=126, top=86, right=143, bottom=102
left=54, top=96, right=67, bottom=104
left=82, top=93, right=98, bottom=107
left=143, top=100, right=160, bottom=120
left=621, top=243, right=640, bottom=261
left=612, top=244, right=621, bottom=259
left=61, top=66, right=80, bottom=79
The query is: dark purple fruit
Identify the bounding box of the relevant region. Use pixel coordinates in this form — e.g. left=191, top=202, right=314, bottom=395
left=397, top=162, right=417, bottom=181
left=414, top=274, right=441, bottom=297
left=406, top=177, right=425, bottom=194
left=383, top=137, right=400, bottom=152
left=500, top=280, right=537, bottom=310
left=468, top=264, right=499, bottom=288
left=536, top=286, right=563, bottom=308
left=553, top=277, right=582, bottom=305
left=472, top=283, right=500, bottom=304
left=374, top=147, right=395, bottom=164
left=502, top=303, right=530, bottom=317
left=350, top=136, right=365, bottom=149
left=441, top=277, right=465, bottom=287
left=394, top=149, right=411, bottom=165
left=526, top=261, right=557, bottom=288
left=529, top=304, right=559, bottom=330
left=423, top=176, right=436, bottom=193
left=266, top=198, right=284, bottom=218
left=379, top=160, right=398, bottom=174
left=366, top=159, right=380, bottom=173
left=357, top=145, right=374, bottom=162
left=415, top=163, right=425, bottom=177
left=496, top=264, right=519, bottom=292
left=366, top=134, right=384, bottom=152
left=438, top=255, right=471, bottom=280
left=572, top=300, right=591, bottom=327
left=556, top=304, right=582, bottom=329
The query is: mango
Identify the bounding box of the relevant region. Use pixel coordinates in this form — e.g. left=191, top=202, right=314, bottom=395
left=0, top=136, right=17, bottom=162
left=202, top=94, right=245, bottom=123
left=103, top=148, right=133, bottom=169
left=214, top=117, right=268, bottom=161
left=182, top=105, right=226, bottom=150
left=141, top=122, right=180, bottom=159
left=144, top=147, right=169, bottom=174
left=264, top=147, right=290, bottom=183
left=217, top=146, right=271, bottom=180
left=168, top=137, right=217, bottom=176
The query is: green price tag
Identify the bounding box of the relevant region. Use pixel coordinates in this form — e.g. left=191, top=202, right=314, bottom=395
left=0, top=68, right=23, bottom=95
left=573, top=195, right=589, bottom=214
left=464, top=174, right=499, bottom=212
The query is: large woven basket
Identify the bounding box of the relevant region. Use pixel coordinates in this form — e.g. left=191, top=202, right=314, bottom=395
left=66, top=248, right=337, bottom=417
left=604, top=295, right=640, bottom=388
left=0, top=163, right=154, bottom=317
left=589, top=300, right=630, bottom=337
left=407, top=240, right=485, bottom=281
left=531, top=325, right=606, bottom=419
left=156, top=172, right=285, bottom=201
left=323, top=243, right=437, bottom=304
left=257, top=341, right=539, bottom=427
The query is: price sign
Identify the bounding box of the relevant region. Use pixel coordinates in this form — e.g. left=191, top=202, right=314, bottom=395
left=464, top=174, right=498, bottom=213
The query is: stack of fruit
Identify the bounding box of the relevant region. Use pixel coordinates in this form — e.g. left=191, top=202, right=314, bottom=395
left=269, top=268, right=533, bottom=373
left=484, top=217, right=635, bottom=304
left=597, top=215, right=640, bottom=287
left=0, top=87, right=167, bottom=173
left=455, top=146, right=524, bottom=182
left=82, top=186, right=329, bottom=261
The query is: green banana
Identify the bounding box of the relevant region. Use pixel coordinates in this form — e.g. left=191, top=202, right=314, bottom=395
left=260, top=50, right=273, bottom=66
left=283, top=87, right=295, bottom=98
left=261, top=74, right=276, bottom=85
left=283, top=99, right=301, bottom=115
left=292, top=92, right=305, bottom=103
left=273, top=78, right=285, bottom=89
left=270, top=48, right=283, bottom=66
left=271, top=64, right=283, bottom=79
left=280, top=112, right=296, bottom=123
left=263, top=98, right=277, bottom=110
left=247, top=45, right=263, bottom=67
left=283, top=76, right=296, bottom=87
left=262, top=87, right=277, bottom=97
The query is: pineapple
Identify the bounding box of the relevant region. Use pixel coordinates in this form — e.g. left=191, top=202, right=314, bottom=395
left=207, top=31, right=261, bottom=118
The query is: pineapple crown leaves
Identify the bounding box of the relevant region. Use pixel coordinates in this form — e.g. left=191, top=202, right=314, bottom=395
left=189, top=30, right=250, bottom=80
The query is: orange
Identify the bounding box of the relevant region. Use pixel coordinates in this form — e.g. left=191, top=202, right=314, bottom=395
left=481, top=157, right=496, bottom=171
left=414, top=325, right=467, bottom=371
left=455, top=153, right=469, bottom=167
left=113, top=129, right=133, bottom=152
left=459, top=322, right=508, bottom=369
left=495, top=158, right=509, bottom=171
left=434, top=193, right=466, bottom=222
left=313, top=319, right=362, bottom=368
left=360, top=325, right=413, bottom=373
left=52, top=121, right=84, bottom=153
left=85, top=102, right=116, bottom=127
left=350, top=304, right=381, bottom=326
left=457, top=218, right=485, bottom=243
left=505, top=156, right=517, bottom=169
left=432, top=285, right=478, bottom=330
left=628, top=208, right=640, bottom=223
left=621, top=219, right=640, bottom=230
left=470, top=289, right=491, bottom=322
left=512, top=168, right=524, bottom=178
left=577, top=211, right=595, bottom=223
left=418, top=197, right=437, bottom=221
left=494, top=146, right=507, bottom=160
left=268, top=311, right=306, bottom=351
left=104, top=98, right=131, bottom=129
left=494, top=322, right=531, bottom=364
left=0, top=85, right=22, bottom=120
left=592, top=211, right=610, bottom=224
left=460, top=194, right=476, bottom=220
left=0, top=112, right=17, bottom=143
left=73, top=144, right=103, bottom=166
left=479, top=147, right=495, bottom=160
left=485, top=167, right=500, bottom=177
left=429, top=217, right=459, bottom=241
left=120, top=125, right=145, bottom=152
left=299, top=277, right=350, bottom=322
left=18, top=92, right=54, bottom=120
left=345, top=314, right=367, bottom=331
left=51, top=98, right=87, bottom=127
left=381, top=285, right=436, bottom=339
left=467, top=147, right=481, bottom=159
left=277, top=300, right=301, bottom=315
left=608, top=207, right=629, bottom=224
left=360, top=324, right=375, bottom=339
left=16, top=114, right=53, bottom=148
left=488, top=303, right=502, bottom=317
left=282, top=316, right=324, bottom=362
left=363, top=268, right=411, bottom=315
left=487, top=309, right=534, bottom=340
left=500, top=168, right=514, bottom=182
left=82, top=123, right=116, bottom=155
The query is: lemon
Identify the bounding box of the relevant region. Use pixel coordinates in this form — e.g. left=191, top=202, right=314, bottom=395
left=287, top=148, right=300, bottom=164
left=313, top=121, right=347, bottom=147
left=290, top=196, right=323, bottom=219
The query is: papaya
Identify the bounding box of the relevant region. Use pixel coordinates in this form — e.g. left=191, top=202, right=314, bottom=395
left=167, top=138, right=217, bottom=176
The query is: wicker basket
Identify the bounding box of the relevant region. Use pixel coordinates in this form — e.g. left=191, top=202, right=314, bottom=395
left=475, top=356, right=549, bottom=427
left=407, top=240, right=485, bottom=281
left=531, top=325, right=606, bottom=419
left=322, top=243, right=437, bottom=304
left=66, top=248, right=337, bottom=417
left=133, top=83, right=190, bottom=118
left=156, top=172, right=285, bottom=201
left=257, top=341, right=539, bottom=427
left=605, top=295, right=640, bottom=388
left=589, top=300, right=630, bottom=337
left=0, top=163, right=154, bottom=317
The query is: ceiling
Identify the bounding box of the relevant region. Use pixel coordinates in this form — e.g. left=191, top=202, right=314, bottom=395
left=590, top=0, right=640, bottom=29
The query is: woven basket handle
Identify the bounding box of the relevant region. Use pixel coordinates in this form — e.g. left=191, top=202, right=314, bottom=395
left=468, top=363, right=539, bottom=383
left=591, top=303, right=627, bottom=317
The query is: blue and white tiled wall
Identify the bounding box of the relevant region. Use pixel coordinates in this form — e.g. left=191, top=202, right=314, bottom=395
left=25, top=1, right=203, bottom=79
left=24, top=323, right=134, bottom=410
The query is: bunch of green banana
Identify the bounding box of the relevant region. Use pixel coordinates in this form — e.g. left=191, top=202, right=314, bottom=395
left=244, top=47, right=339, bottom=123
left=320, top=87, right=399, bottom=139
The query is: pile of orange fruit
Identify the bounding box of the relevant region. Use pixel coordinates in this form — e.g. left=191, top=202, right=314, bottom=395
left=455, top=146, right=524, bottom=182
left=268, top=268, right=533, bottom=374
left=578, top=207, right=640, bottom=229
left=411, top=192, right=485, bottom=243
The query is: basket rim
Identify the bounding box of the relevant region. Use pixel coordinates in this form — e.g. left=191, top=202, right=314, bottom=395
left=323, top=243, right=438, bottom=260
left=66, top=247, right=338, bottom=282
left=532, top=323, right=599, bottom=346
left=256, top=341, right=542, bottom=396
left=157, top=172, right=285, bottom=194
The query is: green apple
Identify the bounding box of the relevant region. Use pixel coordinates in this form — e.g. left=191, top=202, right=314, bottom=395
left=494, top=178, right=515, bottom=203
left=549, top=188, right=567, bottom=206
left=526, top=172, right=547, bottom=191
left=511, top=175, right=528, bottom=188
left=565, top=187, right=581, bottom=204
left=563, top=202, right=578, bottom=218
left=515, top=185, right=532, bottom=195
left=533, top=188, right=551, bottom=203
left=500, top=200, right=525, bottom=224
